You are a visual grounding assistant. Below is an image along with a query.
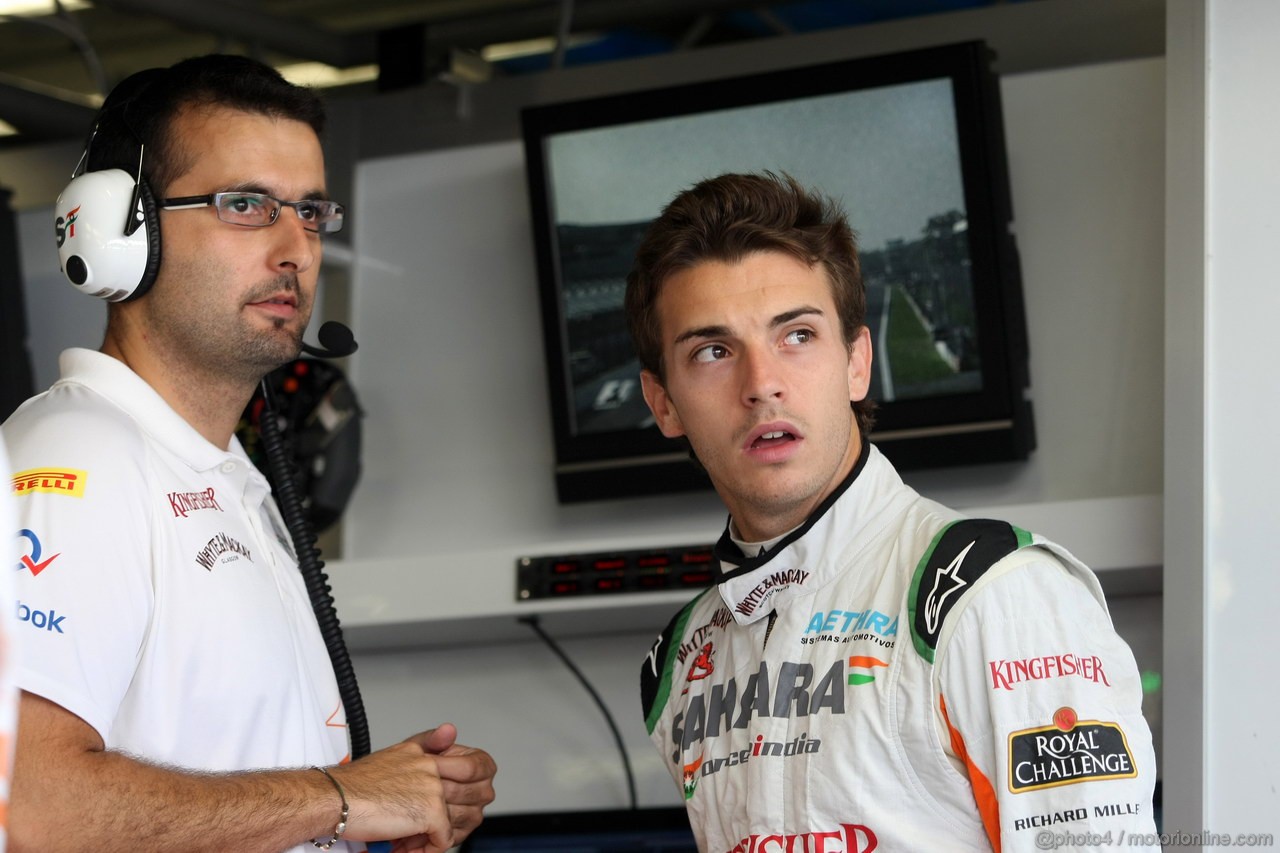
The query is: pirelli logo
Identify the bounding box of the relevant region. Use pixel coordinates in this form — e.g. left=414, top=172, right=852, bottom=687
left=11, top=468, right=88, bottom=498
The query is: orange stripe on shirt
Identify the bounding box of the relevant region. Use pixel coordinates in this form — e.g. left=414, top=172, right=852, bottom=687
left=940, top=694, right=1001, bottom=853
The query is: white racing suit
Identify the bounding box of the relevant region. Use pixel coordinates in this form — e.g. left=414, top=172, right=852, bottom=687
left=641, top=444, right=1158, bottom=852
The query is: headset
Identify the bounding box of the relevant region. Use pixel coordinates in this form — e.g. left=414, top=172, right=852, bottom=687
left=53, top=68, right=165, bottom=302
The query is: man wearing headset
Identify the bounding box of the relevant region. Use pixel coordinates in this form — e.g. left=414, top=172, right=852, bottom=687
left=2, top=55, right=495, bottom=852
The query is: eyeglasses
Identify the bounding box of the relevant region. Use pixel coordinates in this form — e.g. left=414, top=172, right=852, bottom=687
left=160, top=192, right=345, bottom=234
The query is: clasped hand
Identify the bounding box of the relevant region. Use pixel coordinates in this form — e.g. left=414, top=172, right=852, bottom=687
left=331, top=723, right=497, bottom=853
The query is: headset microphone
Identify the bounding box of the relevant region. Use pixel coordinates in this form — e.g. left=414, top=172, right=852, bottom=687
left=300, top=321, right=358, bottom=359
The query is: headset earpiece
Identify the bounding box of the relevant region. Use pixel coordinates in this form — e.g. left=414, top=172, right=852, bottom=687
left=55, top=65, right=166, bottom=303
left=54, top=167, right=161, bottom=302
left=133, top=176, right=162, bottom=299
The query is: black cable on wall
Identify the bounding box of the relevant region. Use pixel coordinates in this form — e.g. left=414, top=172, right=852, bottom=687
left=520, top=615, right=638, bottom=810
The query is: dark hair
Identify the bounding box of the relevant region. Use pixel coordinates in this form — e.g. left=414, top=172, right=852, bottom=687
left=85, top=54, right=326, bottom=195
left=625, top=171, right=875, bottom=435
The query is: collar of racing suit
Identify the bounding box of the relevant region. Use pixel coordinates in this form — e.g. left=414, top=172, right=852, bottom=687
left=711, top=440, right=914, bottom=626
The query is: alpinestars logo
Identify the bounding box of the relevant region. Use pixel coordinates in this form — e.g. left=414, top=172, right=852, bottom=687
left=646, top=635, right=665, bottom=678
left=924, top=540, right=974, bottom=634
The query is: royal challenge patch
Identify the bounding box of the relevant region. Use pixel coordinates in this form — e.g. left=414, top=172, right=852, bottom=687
left=1008, top=707, right=1137, bottom=793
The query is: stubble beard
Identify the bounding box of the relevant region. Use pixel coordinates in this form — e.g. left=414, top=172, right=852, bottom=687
left=705, top=410, right=857, bottom=538
left=147, top=267, right=311, bottom=386
left=236, top=275, right=310, bottom=378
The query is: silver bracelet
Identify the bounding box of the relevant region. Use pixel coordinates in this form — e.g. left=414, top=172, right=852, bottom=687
left=310, top=765, right=350, bottom=850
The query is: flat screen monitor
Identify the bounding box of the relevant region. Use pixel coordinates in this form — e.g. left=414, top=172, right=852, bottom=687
left=521, top=40, right=1034, bottom=503
left=458, top=806, right=698, bottom=853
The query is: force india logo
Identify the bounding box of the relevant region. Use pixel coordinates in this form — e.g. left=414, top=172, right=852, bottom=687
left=11, top=468, right=87, bottom=498
left=55, top=205, right=81, bottom=247
left=1008, top=707, right=1137, bottom=793
left=684, top=732, right=822, bottom=799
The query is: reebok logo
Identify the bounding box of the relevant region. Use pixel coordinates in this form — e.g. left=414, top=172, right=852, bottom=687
left=16, top=600, right=66, bottom=633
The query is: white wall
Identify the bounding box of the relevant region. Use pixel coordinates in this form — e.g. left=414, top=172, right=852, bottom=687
left=1160, top=0, right=1280, bottom=843
left=1161, top=2, right=1207, bottom=841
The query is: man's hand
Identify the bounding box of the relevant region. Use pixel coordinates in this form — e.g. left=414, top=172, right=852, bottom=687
left=327, top=741, right=453, bottom=851
left=332, top=724, right=496, bottom=853
left=413, top=724, right=498, bottom=841
left=371, top=724, right=497, bottom=853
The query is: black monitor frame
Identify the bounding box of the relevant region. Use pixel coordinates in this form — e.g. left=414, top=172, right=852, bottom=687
left=522, top=41, right=1034, bottom=503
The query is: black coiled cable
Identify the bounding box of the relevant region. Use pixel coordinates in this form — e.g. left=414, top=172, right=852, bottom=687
left=258, top=378, right=371, bottom=760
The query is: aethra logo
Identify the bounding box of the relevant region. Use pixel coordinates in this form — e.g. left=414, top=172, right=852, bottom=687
left=55, top=205, right=81, bottom=248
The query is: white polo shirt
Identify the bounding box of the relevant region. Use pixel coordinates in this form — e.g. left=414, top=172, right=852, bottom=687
left=4, top=349, right=351, bottom=778
left=0, top=435, right=18, bottom=853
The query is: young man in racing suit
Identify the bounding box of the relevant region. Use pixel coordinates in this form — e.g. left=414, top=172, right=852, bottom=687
left=631, top=173, right=1157, bottom=852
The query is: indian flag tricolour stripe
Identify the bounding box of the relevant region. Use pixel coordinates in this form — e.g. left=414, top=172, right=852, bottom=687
left=848, top=656, right=889, bottom=686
